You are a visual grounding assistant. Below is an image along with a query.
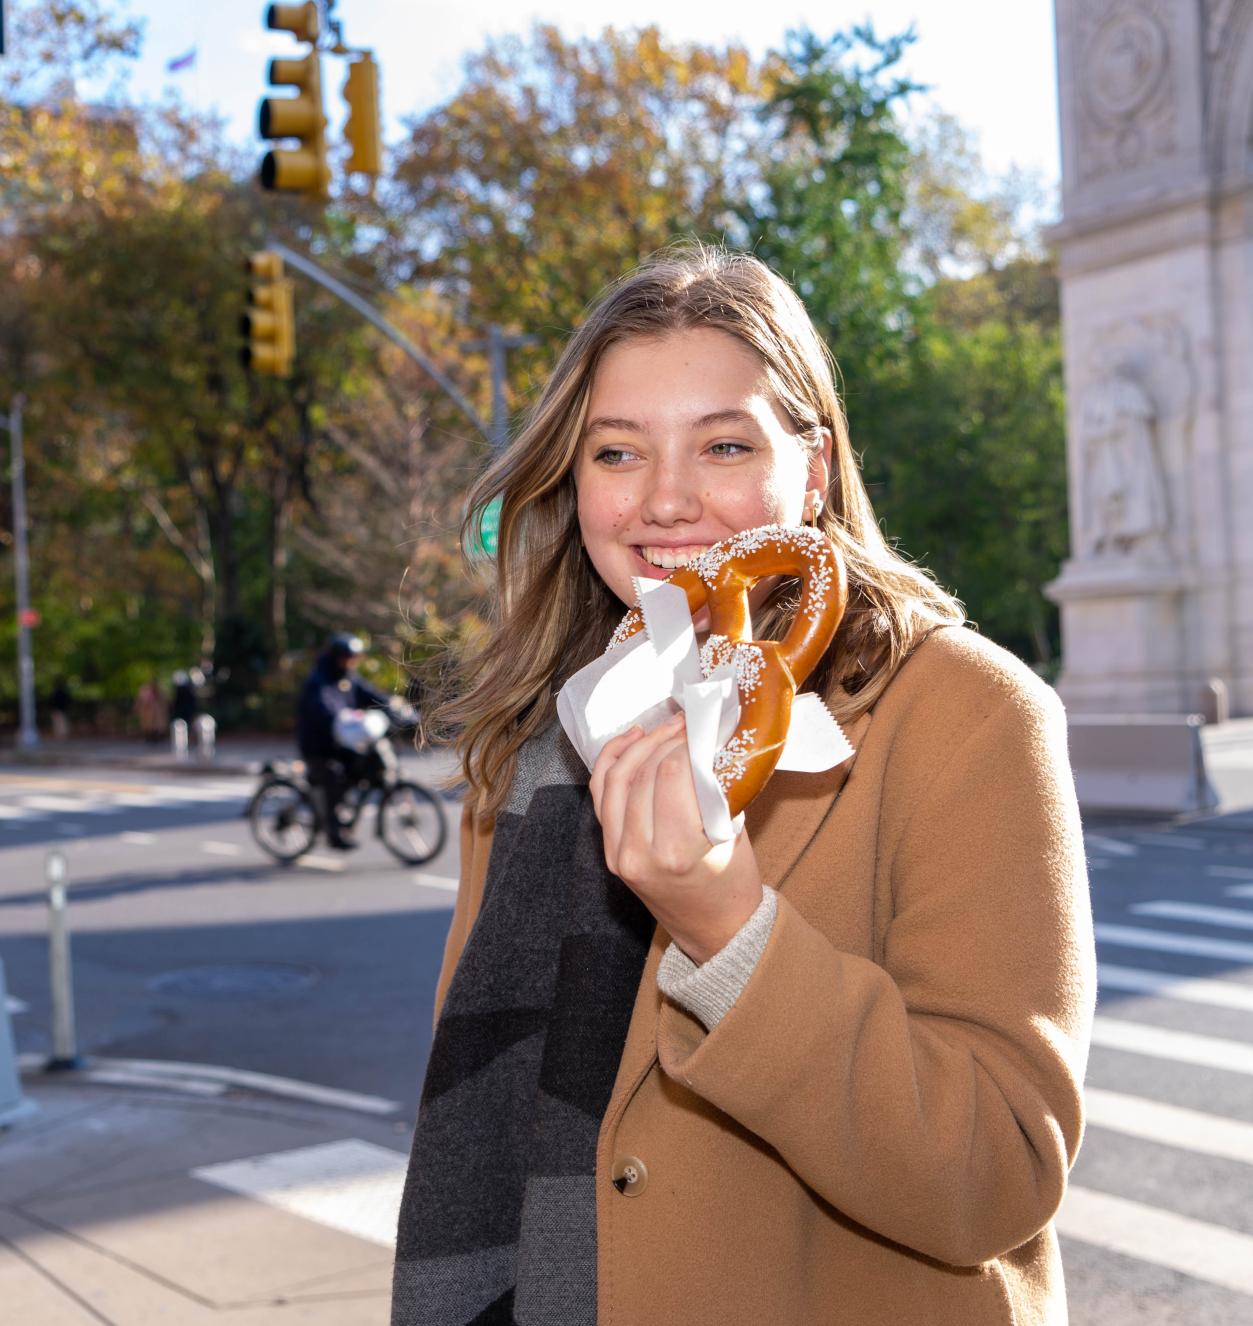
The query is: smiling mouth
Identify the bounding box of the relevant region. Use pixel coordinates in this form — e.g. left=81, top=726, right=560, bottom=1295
left=635, top=544, right=713, bottom=570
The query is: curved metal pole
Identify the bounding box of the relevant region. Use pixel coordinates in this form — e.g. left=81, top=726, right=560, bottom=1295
left=266, top=241, right=491, bottom=444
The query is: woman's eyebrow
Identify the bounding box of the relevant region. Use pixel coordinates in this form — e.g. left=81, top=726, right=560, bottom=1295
left=583, top=408, right=760, bottom=437
left=583, top=415, right=646, bottom=436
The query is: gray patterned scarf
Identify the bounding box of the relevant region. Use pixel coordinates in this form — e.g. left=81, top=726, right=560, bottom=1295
left=391, top=724, right=654, bottom=1325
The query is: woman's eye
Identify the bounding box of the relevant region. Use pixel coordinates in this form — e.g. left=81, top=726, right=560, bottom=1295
left=708, top=440, right=753, bottom=458
left=594, top=446, right=637, bottom=466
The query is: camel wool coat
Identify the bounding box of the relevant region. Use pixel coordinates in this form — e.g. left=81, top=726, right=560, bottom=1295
left=431, top=625, right=1097, bottom=1326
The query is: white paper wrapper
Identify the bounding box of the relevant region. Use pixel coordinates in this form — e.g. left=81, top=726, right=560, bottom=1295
left=556, top=577, right=854, bottom=844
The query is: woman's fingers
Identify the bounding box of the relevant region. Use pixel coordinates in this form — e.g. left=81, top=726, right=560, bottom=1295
left=617, top=731, right=689, bottom=873
left=589, top=724, right=643, bottom=812
left=594, top=714, right=684, bottom=867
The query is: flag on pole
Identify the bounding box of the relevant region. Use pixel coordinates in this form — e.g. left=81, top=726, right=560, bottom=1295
left=167, top=48, right=197, bottom=74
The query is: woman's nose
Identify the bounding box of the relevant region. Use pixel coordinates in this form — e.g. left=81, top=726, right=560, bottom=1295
left=640, top=460, right=701, bottom=525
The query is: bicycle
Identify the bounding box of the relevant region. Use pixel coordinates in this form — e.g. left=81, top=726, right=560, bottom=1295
left=246, top=708, right=448, bottom=866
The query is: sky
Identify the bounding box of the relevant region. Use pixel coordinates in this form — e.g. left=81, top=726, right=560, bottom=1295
left=107, top=0, right=1061, bottom=214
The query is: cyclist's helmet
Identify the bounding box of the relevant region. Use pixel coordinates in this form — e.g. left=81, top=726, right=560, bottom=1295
left=327, top=632, right=365, bottom=658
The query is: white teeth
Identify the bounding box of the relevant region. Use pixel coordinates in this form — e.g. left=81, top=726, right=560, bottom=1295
left=639, top=545, right=711, bottom=569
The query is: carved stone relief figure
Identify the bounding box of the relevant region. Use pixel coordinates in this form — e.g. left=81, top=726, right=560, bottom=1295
left=1206, top=0, right=1238, bottom=58
left=1079, top=374, right=1170, bottom=558
left=1076, top=1, right=1177, bottom=181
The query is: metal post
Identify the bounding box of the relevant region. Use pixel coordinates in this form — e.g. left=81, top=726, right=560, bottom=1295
left=263, top=240, right=493, bottom=445
left=3, top=395, right=38, bottom=749
left=171, top=718, right=189, bottom=760
left=194, top=713, right=216, bottom=761
left=0, top=956, right=37, bottom=1126
left=45, top=850, right=84, bottom=1072
left=462, top=325, right=538, bottom=452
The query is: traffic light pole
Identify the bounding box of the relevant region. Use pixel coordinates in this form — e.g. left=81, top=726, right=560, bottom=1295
left=463, top=325, right=538, bottom=452
left=2, top=395, right=39, bottom=749
left=265, top=241, right=493, bottom=446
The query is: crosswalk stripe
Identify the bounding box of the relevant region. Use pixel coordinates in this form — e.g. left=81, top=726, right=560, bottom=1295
left=1131, top=833, right=1207, bottom=851
left=17, top=794, right=122, bottom=814
left=1227, top=884, right=1253, bottom=900
left=1099, top=963, right=1253, bottom=1012
left=192, top=1139, right=406, bottom=1249
left=1207, top=865, right=1253, bottom=881
left=1059, top=1186, right=1253, bottom=1296
left=119, top=831, right=156, bottom=845
left=0, top=804, right=44, bottom=820
left=1086, top=834, right=1138, bottom=857
left=1130, top=901, right=1253, bottom=931
left=1092, top=1016, right=1253, bottom=1075
left=1095, top=922, right=1253, bottom=964
left=202, top=841, right=243, bottom=857
left=1084, top=1087, right=1253, bottom=1164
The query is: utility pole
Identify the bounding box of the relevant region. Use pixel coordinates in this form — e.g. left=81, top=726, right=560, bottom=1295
left=462, top=325, right=539, bottom=452
left=2, top=395, right=38, bottom=749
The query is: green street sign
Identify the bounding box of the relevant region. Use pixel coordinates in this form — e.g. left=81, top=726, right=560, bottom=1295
left=468, top=495, right=501, bottom=559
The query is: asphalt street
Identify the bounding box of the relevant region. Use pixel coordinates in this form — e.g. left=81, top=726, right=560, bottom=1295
left=0, top=764, right=461, bottom=1115
left=2, top=760, right=1253, bottom=1323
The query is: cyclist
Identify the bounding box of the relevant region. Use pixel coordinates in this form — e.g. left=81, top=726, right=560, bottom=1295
left=297, top=632, right=395, bottom=850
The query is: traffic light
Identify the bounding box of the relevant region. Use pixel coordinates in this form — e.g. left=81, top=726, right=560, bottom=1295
left=258, top=3, right=329, bottom=199
left=343, top=53, right=382, bottom=178
left=242, top=251, right=295, bottom=377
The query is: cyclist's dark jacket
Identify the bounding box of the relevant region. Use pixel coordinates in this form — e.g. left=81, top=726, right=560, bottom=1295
left=297, top=652, right=391, bottom=759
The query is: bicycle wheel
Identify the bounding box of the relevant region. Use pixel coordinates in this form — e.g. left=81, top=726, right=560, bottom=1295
left=249, top=778, right=319, bottom=863
left=378, top=780, right=448, bottom=866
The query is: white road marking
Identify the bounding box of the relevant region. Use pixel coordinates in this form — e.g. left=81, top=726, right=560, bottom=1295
left=106, top=793, right=165, bottom=808
left=1131, top=833, right=1207, bottom=851
left=1086, top=834, right=1139, bottom=857
left=201, top=841, right=243, bottom=857
left=1226, top=884, right=1253, bottom=900
left=1092, top=1016, right=1253, bottom=1076
left=5, top=995, right=28, bottom=1014
left=1084, top=1087, right=1253, bottom=1165
left=297, top=855, right=346, bottom=873
left=411, top=873, right=458, bottom=892
left=192, top=1139, right=407, bottom=1249
left=1208, top=865, right=1253, bottom=881
left=80, top=1067, right=227, bottom=1097
left=1058, top=1186, right=1253, bottom=1296
left=18, top=794, right=121, bottom=814
left=1099, top=963, right=1253, bottom=1012
left=97, top=1056, right=399, bottom=1114
left=1130, top=901, right=1253, bottom=931
left=119, top=831, right=157, bottom=845
left=146, top=786, right=248, bottom=803
left=1096, top=922, right=1253, bottom=964
left=0, top=804, right=44, bottom=820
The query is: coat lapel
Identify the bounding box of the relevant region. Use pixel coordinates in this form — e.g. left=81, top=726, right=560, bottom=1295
left=603, top=709, right=874, bottom=1126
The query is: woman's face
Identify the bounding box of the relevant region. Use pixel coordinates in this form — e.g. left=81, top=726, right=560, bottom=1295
left=574, top=328, right=830, bottom=614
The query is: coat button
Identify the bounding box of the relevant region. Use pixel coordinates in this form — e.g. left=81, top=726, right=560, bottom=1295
left=611, top=1155, right=648, bottom=1197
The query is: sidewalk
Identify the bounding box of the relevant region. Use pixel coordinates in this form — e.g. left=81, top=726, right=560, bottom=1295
left=0, top=735, right=459, bottom=784
left=2, top=1067, right=412, bottom=1324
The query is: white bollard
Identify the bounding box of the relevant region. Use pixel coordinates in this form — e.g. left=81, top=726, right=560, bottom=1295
left=45, top=851, right=84, bottom=1072
left=0, top=957, right=36, bottom=1125
left=194, top=713, right=216, bottom=761
left=171, top=718, right=189, bottom=760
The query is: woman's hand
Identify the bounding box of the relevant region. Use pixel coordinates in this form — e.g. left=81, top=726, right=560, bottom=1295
left=589, top=714, right=765, bottom=964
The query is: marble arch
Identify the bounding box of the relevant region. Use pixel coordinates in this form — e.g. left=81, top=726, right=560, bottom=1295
left=1046, top=0, right=1253, bottom=716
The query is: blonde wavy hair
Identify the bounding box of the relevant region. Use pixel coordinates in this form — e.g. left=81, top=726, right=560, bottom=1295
left=436, top=244, right=963, bottom=817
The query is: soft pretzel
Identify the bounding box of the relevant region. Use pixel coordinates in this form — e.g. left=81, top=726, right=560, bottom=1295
left=608, top=524, right=848, bottom=817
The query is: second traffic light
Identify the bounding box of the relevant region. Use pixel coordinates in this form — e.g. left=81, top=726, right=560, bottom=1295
left=343, top=53, right=382, bottom=178
left=242, top=251, right=295, bottom=378
left=259, top=2, right=329, bottom=198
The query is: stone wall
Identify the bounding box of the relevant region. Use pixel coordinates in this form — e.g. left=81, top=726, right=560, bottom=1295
left=1047, top=0, right=1253, bottom=716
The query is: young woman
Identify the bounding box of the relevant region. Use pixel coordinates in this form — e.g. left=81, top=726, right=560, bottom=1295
left=392, top=246, right=1095, bottom=1326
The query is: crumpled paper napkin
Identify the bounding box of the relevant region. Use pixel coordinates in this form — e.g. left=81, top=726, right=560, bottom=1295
left=556, top=576, right=854, bottom=844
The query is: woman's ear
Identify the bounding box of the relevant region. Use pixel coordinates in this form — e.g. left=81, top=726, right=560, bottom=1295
left=806, top=428, right=833, bottom=513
